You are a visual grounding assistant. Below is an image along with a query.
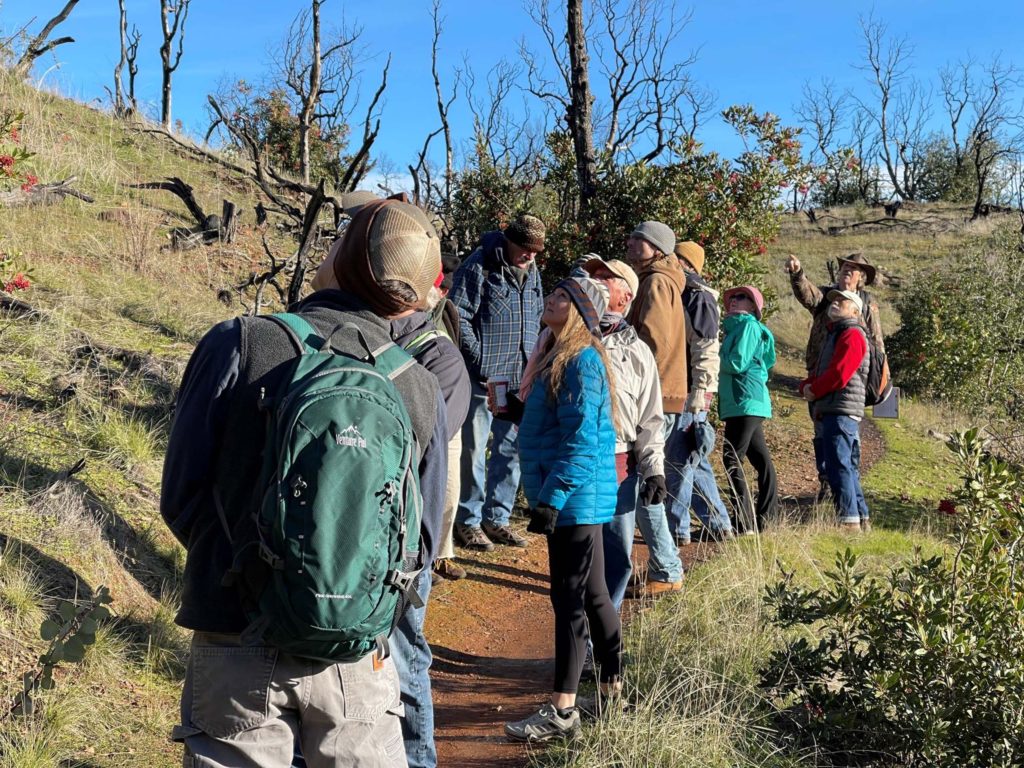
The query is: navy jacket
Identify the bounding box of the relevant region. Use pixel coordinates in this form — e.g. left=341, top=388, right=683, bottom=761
left=448, top=231, right=544, bottom=387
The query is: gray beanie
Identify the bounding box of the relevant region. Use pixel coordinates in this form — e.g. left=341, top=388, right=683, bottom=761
left=631, top=221, right=676, bottom=256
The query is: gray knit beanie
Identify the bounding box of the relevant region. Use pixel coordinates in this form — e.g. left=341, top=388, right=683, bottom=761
left=630, top=221, right=676, bottom=256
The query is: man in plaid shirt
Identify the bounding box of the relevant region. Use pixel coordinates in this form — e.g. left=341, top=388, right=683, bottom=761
left=449, top=214, right=545, bottom=551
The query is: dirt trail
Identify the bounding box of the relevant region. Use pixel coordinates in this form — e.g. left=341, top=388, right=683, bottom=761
left=425, top=414, right=885, bottom=767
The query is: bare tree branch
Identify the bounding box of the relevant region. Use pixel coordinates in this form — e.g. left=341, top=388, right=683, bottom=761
left=338, top=55, right=390, bottom=194
left=276, top=0, right=362, bottom=184
left=13, top=0, right=80, bottom=78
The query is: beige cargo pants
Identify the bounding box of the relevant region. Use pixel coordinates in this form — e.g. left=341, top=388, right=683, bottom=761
left=173, top=631, right=408, bottom=767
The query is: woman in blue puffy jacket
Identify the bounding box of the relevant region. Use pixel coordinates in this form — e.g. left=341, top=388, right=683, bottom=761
left=504, top=276, right=622, bottom=743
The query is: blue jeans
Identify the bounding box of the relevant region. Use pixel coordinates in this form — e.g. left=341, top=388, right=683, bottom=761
left=457, top=380, right=520, bottom=528
left=821, top=414, right=869, bottom=525
left=604, top=470, right=685, bottom=612
left=391, top=570, right=435, bottom=768
left=663, top=412, right=732, bottom=540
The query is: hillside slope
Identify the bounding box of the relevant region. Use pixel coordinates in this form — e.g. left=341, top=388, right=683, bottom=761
left=0, top=73, right=983, bottom=766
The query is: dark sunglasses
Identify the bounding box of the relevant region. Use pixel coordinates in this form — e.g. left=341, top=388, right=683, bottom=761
left=729, top=294, right=751, bottom=302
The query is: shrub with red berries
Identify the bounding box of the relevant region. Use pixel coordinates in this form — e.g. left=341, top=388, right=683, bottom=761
left=0, top=110, right=37, bottom=196
left=0, top=251, right=33, bottom=294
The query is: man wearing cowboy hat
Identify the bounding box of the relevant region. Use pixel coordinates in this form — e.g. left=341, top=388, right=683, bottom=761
left=785, top=252, right=884, bottom=499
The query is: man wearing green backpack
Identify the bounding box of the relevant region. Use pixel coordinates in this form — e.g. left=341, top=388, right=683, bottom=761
left=161, top=196, right=448, bottom=767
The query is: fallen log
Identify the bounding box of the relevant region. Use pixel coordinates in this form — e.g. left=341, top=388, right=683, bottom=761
left=0, top=291, right=39, bottom=317
left=0, top=177, right=93, bottom=208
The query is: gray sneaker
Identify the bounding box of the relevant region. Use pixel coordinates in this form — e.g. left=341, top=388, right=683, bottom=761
left=482, top=522, right=528, bottom=548
left=576, top=691, right=624, bottom=721
left=454, top=524, right=494, bottom=552
left=504, top=703, right=580, bottom=742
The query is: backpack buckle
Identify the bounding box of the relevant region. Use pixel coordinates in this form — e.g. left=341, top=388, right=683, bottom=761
left=387, top=569, right=424, bottom=609
left=259, top=543, right=284, bottom=570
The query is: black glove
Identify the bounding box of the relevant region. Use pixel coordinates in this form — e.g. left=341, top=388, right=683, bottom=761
left=640, top=475, right=667, bottom=506
left=492, top=392, right=525, bottom=424
left=527, top=503, right=558, bottom=535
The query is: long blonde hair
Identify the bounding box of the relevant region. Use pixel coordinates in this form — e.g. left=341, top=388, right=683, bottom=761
left=536, top=304, right=620, bottom=430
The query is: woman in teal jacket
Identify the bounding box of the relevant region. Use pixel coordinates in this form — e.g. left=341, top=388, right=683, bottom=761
left=720, top=285, right=778, bottom=534
left=504, top=277, right=621, bottom=743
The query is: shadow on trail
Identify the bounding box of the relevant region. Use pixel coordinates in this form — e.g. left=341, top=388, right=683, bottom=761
left=430, top=644, right=551, bottom=679
left=466, top=558, right=548, bottom=584
left=462, top=570, right=548, bottom=596
left=0, top=532, right=95, bottom=603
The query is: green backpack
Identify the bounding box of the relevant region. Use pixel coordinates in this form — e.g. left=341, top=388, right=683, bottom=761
left=227, top=312, right=423, bottom=662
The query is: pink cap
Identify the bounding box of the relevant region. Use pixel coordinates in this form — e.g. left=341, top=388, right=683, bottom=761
left=723, top=285, right=765, bottom=319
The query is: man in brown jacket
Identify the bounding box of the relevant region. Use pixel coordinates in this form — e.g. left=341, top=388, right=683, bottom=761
left=786, top=252, right=884, bottom=499
left=627, top=223, right=730, bottom=546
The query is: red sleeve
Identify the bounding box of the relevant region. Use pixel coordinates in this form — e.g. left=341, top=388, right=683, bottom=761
left=805, top=328, right=867, bottom=398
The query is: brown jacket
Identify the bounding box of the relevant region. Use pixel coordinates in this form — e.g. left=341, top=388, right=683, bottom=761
left=629, top=257, right=688, bottom=413
left=790, top=269, right=884, bottom=372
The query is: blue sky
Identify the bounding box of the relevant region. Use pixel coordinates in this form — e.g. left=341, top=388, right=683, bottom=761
left=4, top=0, right=1024, bottom=171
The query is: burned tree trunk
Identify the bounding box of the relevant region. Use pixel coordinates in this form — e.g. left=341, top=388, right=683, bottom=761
left=287, top=181, right=327, bottom=307
left=132, top=177, right=238, bottom=247
left=566, top=0, right=597, bottom=216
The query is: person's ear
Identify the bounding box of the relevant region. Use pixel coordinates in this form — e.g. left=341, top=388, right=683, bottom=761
left=311, top=239, right=343, bottom=291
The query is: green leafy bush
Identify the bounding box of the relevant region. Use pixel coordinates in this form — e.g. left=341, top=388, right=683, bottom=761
left=887, top=226, right=1024, bottom=418
left=448, top=106, right=809, bottom=293
left=761, top=429, right=1024, bottom=767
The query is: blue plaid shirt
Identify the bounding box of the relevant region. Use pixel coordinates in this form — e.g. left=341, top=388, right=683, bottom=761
left=449, top=231, right=544, bottom=388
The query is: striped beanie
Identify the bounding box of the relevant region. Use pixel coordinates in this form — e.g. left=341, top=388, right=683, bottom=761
left=556, top=277, right=609, bottom=336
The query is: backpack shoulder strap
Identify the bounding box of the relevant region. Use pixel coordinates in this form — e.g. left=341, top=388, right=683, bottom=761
left=405, top=328, right=443, bottom=353
left=267, top=313, right=324, bottom=354
left=373, top=342, right=417, bottom=382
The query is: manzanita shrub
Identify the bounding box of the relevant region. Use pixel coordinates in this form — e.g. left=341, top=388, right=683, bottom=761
left=8, top=586, right=113, bottom=719
left=449, top=106, right=810, bottom=294
left=886, top=226, right=1024, bottom=419
left=761, top=429, right=1024, bottom=767
left=544, top=106, right=809, bottom=292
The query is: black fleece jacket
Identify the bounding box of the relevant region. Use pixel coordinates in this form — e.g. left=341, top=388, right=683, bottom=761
left=160, top=290, right=447, bottom=633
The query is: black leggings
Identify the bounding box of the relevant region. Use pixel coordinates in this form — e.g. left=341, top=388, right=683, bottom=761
left=722, top=416, right=779, bottom=533
left=547, top=524, right=622, bottom=693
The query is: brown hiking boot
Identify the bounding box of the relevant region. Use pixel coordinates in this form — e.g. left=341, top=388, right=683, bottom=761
left=454, top=523, right=494, bottom=552
left=433, top=558, right=467, bottom=581
left=642, top=579, right=683, bottom=598
left=481, top=522, right=528, bottom=548
left=627, top=578, right=683, bottom=599
left=840, top=522, right=862, bottom=534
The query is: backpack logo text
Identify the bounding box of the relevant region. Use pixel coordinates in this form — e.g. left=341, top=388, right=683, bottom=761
left=336, top=425, right=367, bottom=449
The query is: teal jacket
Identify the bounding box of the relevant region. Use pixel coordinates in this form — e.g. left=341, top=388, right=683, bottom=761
left=719, top=313, right=776, bottom=420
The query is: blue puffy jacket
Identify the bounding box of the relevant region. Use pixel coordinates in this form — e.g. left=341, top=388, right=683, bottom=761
left=519, top=346, right=618, bottom=526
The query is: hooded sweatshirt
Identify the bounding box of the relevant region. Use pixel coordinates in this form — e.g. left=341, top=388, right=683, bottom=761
left=628, top=256, right=688, bottom=413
